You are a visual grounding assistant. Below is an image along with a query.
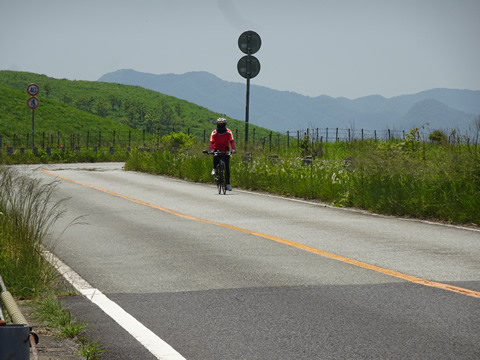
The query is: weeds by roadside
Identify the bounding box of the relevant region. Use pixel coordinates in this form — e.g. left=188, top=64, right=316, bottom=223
left=0, top=164, right=105, bottom=359
left=34, top=296, right=86, bottom=338
left=33, top=294, right=105, bottom=360
left=0, top=165, right=63, bottom=298
left=125, top=134, right=480, bottom=226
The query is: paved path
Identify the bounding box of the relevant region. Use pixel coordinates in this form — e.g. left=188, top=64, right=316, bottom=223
left=27, top=162, right=479, bottom=359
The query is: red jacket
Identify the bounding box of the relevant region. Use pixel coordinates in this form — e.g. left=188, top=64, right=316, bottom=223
left=210, top=128, right=235, bottom=152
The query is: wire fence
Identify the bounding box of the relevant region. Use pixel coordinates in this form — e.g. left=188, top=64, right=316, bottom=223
left=0, top=126, right=478, bottom=155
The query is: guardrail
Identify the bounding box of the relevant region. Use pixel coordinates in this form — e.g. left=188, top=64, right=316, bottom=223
left=0, top=274, right=39, bottom=360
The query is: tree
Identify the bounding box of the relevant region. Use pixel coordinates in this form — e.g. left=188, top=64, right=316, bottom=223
left=123, top=99, right=138, bottom=128
left=61, top=92, right=73, bottom=105
left=43, top=82, right=52, bottom=97
left=137, top=102, right=147, bottom=126
left=159, top=100, right=175, bottom=129
left=175, top=103, right=182, bottom=117
left=95, top=97, right=109, bottom=117
left=109, top=94, right=122, bottom=111
left=74, top=96, right=95, bottom=113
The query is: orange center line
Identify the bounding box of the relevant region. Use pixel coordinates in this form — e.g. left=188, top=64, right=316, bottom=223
left=41, top=169, right=480, bottom=299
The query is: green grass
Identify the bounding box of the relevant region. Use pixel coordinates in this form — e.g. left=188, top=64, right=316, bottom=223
left=34, top=296, right=86, bottom=337
left=78, top=337, right=106, bottom=360
left=34, top=294, right=105, bottom=360
left=125, top=137, right=480, bottom=226
left=0, top=164, right=105, bottom=359
left=0, top=146, right=130, bottom=165
left=0, top=165, right=65, bottom=298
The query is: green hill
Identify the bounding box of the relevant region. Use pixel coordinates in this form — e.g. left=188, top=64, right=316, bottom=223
left=0, top=70, right=273, bottom=148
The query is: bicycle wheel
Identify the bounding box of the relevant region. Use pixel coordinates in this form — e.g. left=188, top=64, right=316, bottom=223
left=218, top=164, right=227, bottom=195
left=222, top=177, right=227, bottom=195
left=216, top=165, right=223, bottom=194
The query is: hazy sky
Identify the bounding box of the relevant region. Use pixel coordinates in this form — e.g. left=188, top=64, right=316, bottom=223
left=1, top=0, right=479, bottom=99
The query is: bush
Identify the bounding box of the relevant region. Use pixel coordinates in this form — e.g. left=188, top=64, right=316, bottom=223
left=429, top=130, right=448, bottom=144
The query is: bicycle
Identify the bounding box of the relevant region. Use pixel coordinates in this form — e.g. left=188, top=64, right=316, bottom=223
left=203, top=150, right=231, bottom=195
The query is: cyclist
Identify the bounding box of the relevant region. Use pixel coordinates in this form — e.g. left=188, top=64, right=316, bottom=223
left=209, top=118, right=237, bottom=191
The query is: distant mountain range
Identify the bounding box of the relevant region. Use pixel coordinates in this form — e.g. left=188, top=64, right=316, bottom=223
left=99, top=69, right=480, bottom=135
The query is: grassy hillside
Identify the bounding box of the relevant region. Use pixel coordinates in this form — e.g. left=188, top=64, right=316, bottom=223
left=0, top=70, right=275, bottom=147
left=0, top=87, right=138, bottom=134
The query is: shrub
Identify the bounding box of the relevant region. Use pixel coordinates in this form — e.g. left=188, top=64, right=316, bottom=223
left=429, top=130, right=448, bottom=144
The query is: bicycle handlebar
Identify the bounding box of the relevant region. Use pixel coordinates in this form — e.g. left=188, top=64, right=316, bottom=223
left=203, top=150, right=233, bottom=156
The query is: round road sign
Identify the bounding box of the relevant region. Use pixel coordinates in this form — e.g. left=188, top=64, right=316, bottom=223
left=27, top=96, right=39, bottom=110
left=237, top=55, right=261, bottom=79
left=238, top=30, right=261, bottom=55
left=27, top=83, right=40, bottom=96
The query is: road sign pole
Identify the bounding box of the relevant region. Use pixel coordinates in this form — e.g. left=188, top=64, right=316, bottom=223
left=244, top=49, right=252, bottom=150
left=238, top=31, right=261, bottom=152
left=26, top=84, right=40, bottom=150
left=32, top=109, right=35, bottom=149
left=245, top=74, right=250, bottom=149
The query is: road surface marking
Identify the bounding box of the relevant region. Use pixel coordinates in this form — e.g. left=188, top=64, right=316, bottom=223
left=43, top=250, right=186, bottom=360
left=42, top=169, right=480, bottom=300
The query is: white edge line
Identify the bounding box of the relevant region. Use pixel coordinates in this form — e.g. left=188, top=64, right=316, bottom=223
left=233, top=188, right=480, bottom=233
left=43, top=250, right=186, bottom=360
left=150, top=174, right=480, bottom=233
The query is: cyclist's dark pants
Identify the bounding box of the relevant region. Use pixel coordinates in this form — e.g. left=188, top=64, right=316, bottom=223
left=213, top=155, right=231, bottom=184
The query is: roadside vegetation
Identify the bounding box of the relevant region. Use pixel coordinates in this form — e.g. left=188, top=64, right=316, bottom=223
left=125, top=130, right=480, bottom=225
left=0, top=165, right=104, bottom=359
left=0, top=166, right=62, bottom=298
left=34, top=294, right=105, bottom=359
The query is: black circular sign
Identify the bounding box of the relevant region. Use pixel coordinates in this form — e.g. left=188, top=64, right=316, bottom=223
left=237, top=55, right=261, bottom=79
left=238, top=30, right=261, bottom=55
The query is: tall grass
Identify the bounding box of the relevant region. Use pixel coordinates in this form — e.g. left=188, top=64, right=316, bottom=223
left=0, top=166, right=65, bottom=298
left=125, top=136, right=480, bottom=225
left=346, top=140, right=480, bottom=223
left=0, top=147, right=129, bottom=165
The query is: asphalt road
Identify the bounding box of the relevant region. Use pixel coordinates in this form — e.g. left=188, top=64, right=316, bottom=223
left=26, top=162, right=480, bottom=359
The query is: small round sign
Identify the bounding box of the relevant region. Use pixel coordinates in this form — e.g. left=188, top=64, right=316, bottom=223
left=27, top=96, right=39, bottom=110
left=238, top=30, right=261, bottom=55
left=237, top=55, right=261, bottom=79
left=27, top=83, right=40, bottom=96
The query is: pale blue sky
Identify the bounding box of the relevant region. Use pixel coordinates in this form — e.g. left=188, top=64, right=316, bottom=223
left=1, top=0, right=479, bottom=99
